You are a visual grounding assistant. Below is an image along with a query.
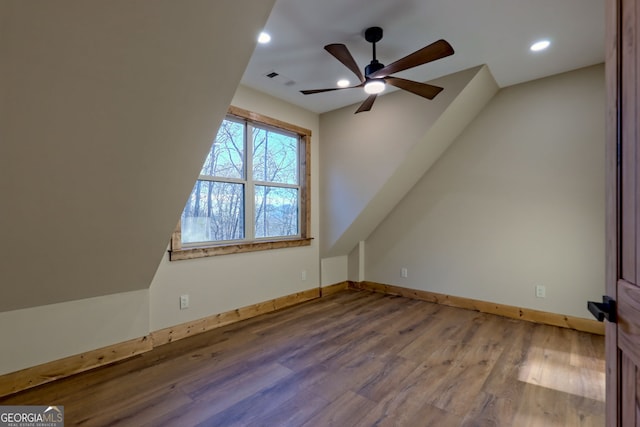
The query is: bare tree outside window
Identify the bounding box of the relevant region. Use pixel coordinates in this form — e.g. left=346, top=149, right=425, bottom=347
left=170, top=106, right=311, bottom=260
left=252, top=127, right=299, bottom=239
left=180, top=116, right=301, bottom=245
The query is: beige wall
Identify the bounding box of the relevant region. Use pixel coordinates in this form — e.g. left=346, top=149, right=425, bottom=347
left=0, top=0, right=277, bottom=375
left=319, top=66, right=498, bottom=258
left=365, top=65, right=605, bottom=319
left=149, top=86, right=321, bottom=331
left=0, top=40, right=605, bottom=376
left=0, top=85, right=320, bottom=376
left=320, top=256, right=348, bottom=286
left=0, top=0, right=275, bottom=311
left=0, top=290, right=149, bottom=375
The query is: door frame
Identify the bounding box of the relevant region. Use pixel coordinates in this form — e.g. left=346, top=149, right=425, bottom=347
left=605, top=0, right=620, bottom=424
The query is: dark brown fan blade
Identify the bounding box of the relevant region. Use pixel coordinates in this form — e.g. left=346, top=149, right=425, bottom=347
left=301, top=87, right=347, bottom=95
left=300, top=82, right=364, bottom=95
left=385, top=77, right=443, bottom=99
left=355, top=94, right=377, bottom=114
left=325, top=44, right=366, bottom=83
left=369, top=39, right=454, bottom=78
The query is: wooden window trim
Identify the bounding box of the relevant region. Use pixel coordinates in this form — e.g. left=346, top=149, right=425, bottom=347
left=169, top=106, right=312, bottom=260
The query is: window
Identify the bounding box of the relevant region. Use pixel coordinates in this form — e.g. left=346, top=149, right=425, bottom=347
left=169, top=106, right=311, bottom=260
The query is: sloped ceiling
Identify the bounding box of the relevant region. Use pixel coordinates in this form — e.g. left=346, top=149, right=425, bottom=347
left=320, top=66, right=499, bottom=257
left=0, top=0, right=276, bottom=311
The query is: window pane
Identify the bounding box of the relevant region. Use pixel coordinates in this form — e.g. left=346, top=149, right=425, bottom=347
left=252, top=127, right=298, bottom=184
left=181, top=180, right=244, bottom=244
left=200, top=119, right=245, bottom=179
left=254, top=186, right=298, bottom=238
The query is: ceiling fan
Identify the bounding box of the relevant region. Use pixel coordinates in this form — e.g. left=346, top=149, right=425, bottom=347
left=300, top=27, right=454, bottom=113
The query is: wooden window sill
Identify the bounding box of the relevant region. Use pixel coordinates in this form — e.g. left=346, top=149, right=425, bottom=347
left=169, top=238, right=313, bottom=261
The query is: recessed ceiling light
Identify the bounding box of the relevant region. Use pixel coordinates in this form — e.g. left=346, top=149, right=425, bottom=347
left=530, top=40, right=550, bottom=52
left=258, top=32, right=271, bottom=44
left=337, top=79, right=350, bottom=88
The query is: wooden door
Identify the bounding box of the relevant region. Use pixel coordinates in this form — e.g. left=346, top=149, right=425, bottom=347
left=606, top=0, right=640, bottom=424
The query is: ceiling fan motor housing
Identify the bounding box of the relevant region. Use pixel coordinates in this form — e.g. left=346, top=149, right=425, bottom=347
left=365, top=60, right=384, bottom=78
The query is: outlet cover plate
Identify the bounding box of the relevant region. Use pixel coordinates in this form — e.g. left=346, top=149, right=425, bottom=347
left=180, top=294, right=189, bottom=309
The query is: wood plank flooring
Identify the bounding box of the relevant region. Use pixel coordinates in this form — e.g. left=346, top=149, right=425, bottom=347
left=0, top=290, right=605, bottom=426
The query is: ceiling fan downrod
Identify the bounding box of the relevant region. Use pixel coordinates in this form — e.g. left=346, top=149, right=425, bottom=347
left=364, top=26, right=385, bottom=77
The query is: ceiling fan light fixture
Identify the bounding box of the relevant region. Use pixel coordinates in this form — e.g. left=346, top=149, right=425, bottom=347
left=364, top=79, right=385, bottom=94
left=337, top=79, right=350, bottom=87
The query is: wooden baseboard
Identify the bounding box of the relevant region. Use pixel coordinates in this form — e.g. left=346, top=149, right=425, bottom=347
left=0, top=280, right=603, bottom=398
left=320, top=281, right=350, bottom=297
left=151, top=288, right=321, bottom=346
left=351, top=281, right=605, bottom=335
left=0, top=285, right=338, bottom=398
left=0, top=336, right=152, bottom=398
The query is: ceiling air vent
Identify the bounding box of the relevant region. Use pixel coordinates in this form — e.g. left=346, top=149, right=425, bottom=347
left=264, top=70, right=295, bottom=87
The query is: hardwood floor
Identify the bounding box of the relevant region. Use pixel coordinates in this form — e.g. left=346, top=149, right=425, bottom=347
left=0, top=290, right=605, bottom=426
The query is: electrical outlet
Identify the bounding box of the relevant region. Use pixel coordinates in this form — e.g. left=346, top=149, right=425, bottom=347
left=301, top=270, right=307, bottom=281
left=401, top=267, right=408, bottom=278
left=535, top=285, right=546, bottom=298
left=180, top=294, right=189, bottom=309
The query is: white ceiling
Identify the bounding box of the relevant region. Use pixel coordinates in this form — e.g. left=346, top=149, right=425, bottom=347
left=241, top=0, right=604, bottom=114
